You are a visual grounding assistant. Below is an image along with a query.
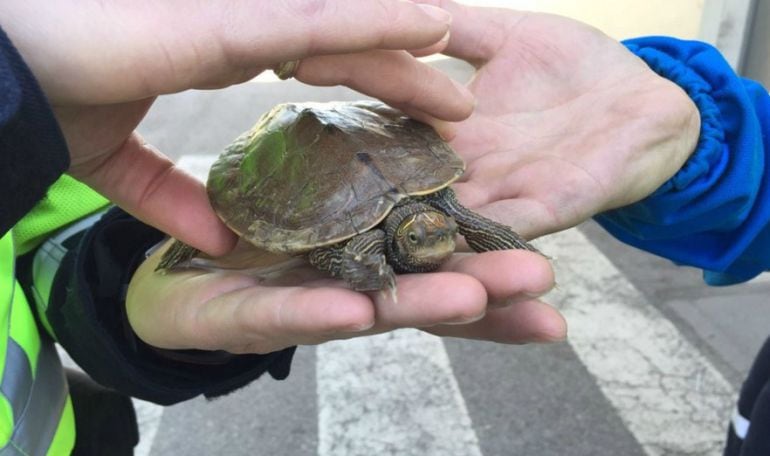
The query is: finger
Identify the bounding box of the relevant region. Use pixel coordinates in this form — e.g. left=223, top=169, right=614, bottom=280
left=128, top=244, right=378, bottom=352
left=129, top=259, right=376, bottom=353
left=367, top=272, right=488, bottom=330
left=440, top=250, right=554, bottom=303
left=426, top=299, right=567, bottom=343
left=77, top=133, right=237, bottom=256
left=295, top=251, right=553, bottom=332
left=28, top=1, right=456, bottom=103
left=297, top=49, right=475, bottom=122
left=395, top=108, right=458, bottom=141
left=213, top=1, right=452, bottom=63
left=412, top=0, right=522, bottom=65
left=190, top=283, right=377, bottom=354
left=409, top=31, right=452, bottom=58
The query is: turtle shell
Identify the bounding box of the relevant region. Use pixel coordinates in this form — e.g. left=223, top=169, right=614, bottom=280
left=206, top=101, right=465, bottom=253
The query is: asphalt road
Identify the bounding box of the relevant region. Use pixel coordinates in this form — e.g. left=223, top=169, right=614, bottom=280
left=125, top=58, right=770, bottom=456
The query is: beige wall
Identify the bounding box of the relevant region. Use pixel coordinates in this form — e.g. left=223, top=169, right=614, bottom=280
left=460, top=0, right=704, bottom=40
left=458, top=1, right=767, bottom=86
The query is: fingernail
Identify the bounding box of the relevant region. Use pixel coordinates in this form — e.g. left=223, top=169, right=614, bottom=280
left=522, top=290, right=547, bottom=300
left=432, top=120, right=457, bottom=141
left=446, top=311, right=486, bottom=325
left=529, top=330, right=568, bottom=344
left=344, top=320, right=375, bottom=333
left=530, top=311, right=568, bottom=343
left=524, top=281, right=557, bottom=299
left=508, top=291, right=552, bottom=305
left=418, top=4, right=453, bottom=24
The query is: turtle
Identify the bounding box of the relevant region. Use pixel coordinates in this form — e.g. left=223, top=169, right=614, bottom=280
left=157, top=100, right=540, bottom=295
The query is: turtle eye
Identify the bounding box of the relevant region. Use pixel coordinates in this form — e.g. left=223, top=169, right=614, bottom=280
left=407, top=232, right=419, bottom=244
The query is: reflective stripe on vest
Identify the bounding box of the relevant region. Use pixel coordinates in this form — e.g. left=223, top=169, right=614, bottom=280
left=0, top=232, right=70, bottom=455
left=30, top=211, right=105, bottom=324
left=1, top=341, right=67, bottom=455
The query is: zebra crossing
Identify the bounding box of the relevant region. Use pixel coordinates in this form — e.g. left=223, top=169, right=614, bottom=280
left=126, top=154, right=739, bottom=456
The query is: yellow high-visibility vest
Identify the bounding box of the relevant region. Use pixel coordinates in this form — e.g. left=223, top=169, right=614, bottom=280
left=1, top=176, right=107, bottom=455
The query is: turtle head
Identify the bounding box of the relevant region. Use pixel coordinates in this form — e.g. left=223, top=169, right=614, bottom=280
left=391, top=208, right=458, bottom=272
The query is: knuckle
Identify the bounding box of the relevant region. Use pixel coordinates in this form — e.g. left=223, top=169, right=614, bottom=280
left=291, top=0, right=332, bottom=21
left=283, top=0, right=334, bottom=55
left=331, top=0, right=403, bottom=48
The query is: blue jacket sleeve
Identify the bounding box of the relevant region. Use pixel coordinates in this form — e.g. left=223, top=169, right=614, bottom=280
left=594, top=37, right=770, bottom=286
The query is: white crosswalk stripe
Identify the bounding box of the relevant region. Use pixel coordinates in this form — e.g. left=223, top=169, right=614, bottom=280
left=133, top=399, right=164, bottom=456
left=318, top=330, right=483, bottom=456
left=540, top=230, right=736, bottom=455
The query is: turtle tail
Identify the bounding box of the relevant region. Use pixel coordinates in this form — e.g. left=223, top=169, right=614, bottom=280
left=155, top=240, right=200, bottom=272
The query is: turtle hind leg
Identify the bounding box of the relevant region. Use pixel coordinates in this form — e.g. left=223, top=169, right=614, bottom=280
left=423, top=187, right=541, bottom=254
left=308, top=229, right=397, bottom=298
left=155, top=240, right=201, bottom=272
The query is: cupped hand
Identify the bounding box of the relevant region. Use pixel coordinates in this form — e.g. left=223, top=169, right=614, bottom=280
left=405, top=0, right=700, bottom=343
left=418, top=1, right=701, bottom=239
left=0, top=0, right=475, bottom=256
left=127, top=242, right=559, bottom=353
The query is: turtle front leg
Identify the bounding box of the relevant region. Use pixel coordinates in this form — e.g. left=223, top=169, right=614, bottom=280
left=422, top=187, right=541, bottom=254
left=308, top=229, right=397, bottom=296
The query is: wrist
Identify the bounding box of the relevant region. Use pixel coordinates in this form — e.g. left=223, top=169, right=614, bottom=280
left=622, top=37, right=723, bottom=196
left=597, top=37, right=770, bottom=281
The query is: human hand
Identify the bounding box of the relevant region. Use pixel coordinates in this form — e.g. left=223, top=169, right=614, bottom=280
left=418, top=1, right=700, bottom=238
left=127, top=241, right=559, bottom=353
left=399, top=0, right=699, bottom=343
left=0, top=0, right=474, bottom=256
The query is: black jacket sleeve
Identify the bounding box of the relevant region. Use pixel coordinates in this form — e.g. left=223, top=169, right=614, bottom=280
left=26, top=207, right=296, bottom=405
left=0, top=26, right=69, bottom=235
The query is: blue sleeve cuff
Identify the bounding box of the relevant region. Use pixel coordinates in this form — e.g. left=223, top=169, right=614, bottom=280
left=595, top=37, right=770, bottom=285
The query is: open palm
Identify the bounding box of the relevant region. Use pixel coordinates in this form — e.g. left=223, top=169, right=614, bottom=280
left=426, top=1, right=700, bottom=239
left=127, top=241, right=557, bottom=353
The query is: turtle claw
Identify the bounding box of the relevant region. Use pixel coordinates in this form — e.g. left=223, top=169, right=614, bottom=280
left=341, top=251, right=397, bottom=298
left=383, top=282, right=398, bottom=304
left=381, top=264, right=398, bottom=304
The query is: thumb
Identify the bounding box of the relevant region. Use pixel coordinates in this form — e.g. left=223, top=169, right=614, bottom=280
left=81, top=133, right=237, bottom=256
